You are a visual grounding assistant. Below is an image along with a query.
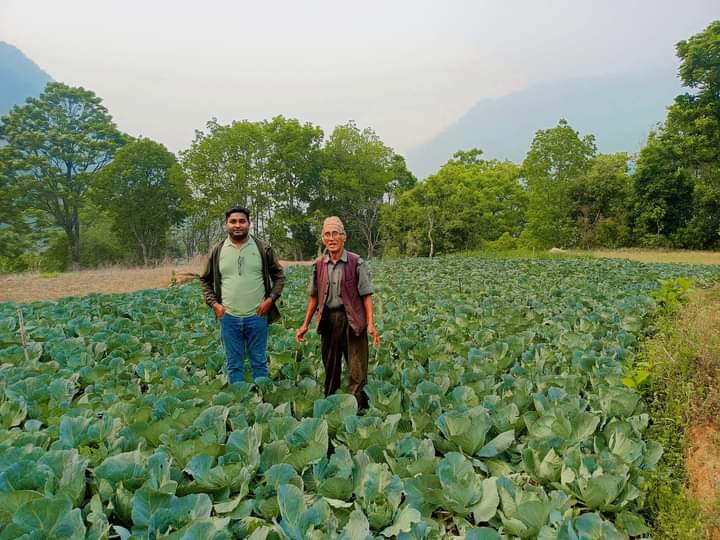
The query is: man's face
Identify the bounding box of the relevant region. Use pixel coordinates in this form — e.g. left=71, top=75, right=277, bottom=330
left=226, top=212, right=250, bottom=241
left=322, top=222, right=345, bottom=254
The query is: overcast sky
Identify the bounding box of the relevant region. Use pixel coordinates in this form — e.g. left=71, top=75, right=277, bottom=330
left=1, top=1, right=718, bottom=154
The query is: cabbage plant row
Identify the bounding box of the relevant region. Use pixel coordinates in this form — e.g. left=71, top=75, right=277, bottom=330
left=1, top=256, right=719, bottom=539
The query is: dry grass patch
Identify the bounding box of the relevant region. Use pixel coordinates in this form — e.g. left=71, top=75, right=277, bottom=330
left=576, top=248, right=720, bottom=265
left=0, top=258, right=312, bottom=304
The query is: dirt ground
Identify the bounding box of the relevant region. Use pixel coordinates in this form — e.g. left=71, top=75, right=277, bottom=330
left=0, top=258, right=311, bottom=304
left=687, top=424, right=720, bottom=504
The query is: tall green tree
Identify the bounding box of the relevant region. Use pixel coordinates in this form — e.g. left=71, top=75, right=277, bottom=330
left=631, top=21, right=720, bottom=248
left=0, top=82, right=124, bottom=263
left=632, top=134, right=694, bottom=245
left=94, top=139, right=188, bottom=265
left=181, top=119, right=270, bottom=236
left=522, top=119, right=596, bottom=248
left=264, top=116, right=324, bottom=258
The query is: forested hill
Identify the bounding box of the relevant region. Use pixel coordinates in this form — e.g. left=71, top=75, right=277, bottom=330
left=406, top=70, right=681, bottom=179
left=0, top=42, right=52, bottom=116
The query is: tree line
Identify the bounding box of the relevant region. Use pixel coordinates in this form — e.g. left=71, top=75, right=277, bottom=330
left=0, top=20, right=718, bottom=272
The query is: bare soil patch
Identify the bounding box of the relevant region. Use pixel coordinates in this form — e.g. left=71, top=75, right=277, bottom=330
left=0, top=258, right=311, bottom=304
left=687, top=424, right=720, bottom=505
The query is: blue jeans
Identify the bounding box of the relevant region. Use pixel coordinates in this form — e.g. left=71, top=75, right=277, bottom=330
left=219, top=313, right=269, bottom=383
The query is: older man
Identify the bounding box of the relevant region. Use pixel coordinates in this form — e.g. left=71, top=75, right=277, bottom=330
left=295, top=216, right=380, bottom=409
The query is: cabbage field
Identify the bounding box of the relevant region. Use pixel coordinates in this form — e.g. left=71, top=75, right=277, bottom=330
left=1, top=255, right=720, bottom=539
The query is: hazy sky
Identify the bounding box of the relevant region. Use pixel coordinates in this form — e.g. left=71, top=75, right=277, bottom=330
left=2, top=1, right=718, bottom=154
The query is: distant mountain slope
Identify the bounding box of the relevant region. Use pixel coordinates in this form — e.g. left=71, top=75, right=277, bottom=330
left=0, top=42, right=52, bottom=117
left=406, top=70, right=682, bottom=179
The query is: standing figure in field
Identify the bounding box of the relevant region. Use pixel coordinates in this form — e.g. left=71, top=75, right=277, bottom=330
left=200, top=206, right=285, bottom=383
left=295, top=216, right=380, bottom=409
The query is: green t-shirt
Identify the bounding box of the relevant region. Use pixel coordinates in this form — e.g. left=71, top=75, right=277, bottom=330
left=219, top=237, right=265, bottom=316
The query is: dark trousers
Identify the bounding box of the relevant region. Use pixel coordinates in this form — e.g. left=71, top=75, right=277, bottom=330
left=320, top=308, right=369, bottom=409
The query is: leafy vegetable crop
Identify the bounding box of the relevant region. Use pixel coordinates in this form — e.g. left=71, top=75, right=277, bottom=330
left=1, top=256, right=719, bottom=538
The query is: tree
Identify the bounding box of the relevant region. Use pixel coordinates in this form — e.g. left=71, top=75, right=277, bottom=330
left=572, top=153, right=633, bottom=247
left=666, top=20, right=720, bottom=248
left=632, top=133, right=693, bottom=245
left=264, top=116, right=324, bottom=259
left=388, top=154, right=418, bottom=194
left=318, top=122, right=404, bottom=258
left=522, top=119, right=596, bottom=248
left=382, top=150, right=527, bottom=257
left=628, top=21, right=720, bottom=248
left=0, top=82, right=124, bottom=263
left=0, top=146, right=30, bottom=269
left=94, top=139, right=188, bottom=265
left=181, top=119, right=270, bottom=237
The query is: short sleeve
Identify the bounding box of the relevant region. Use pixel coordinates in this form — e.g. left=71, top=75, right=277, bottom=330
left=357, top=258, right=374, bottom=296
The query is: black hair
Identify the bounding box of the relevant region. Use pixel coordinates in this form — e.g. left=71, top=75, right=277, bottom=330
left=225, top=206, right=250, bottom=221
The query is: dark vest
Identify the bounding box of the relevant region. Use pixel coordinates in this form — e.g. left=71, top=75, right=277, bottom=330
left=315, top=251, right=367, bottom=336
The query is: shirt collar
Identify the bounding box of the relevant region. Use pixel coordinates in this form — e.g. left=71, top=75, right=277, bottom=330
left=323, top=249, right=348, bottom=263
left=224, top=235, right=252, bottom=249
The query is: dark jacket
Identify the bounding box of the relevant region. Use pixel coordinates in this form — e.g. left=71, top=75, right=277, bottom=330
left=200, top=235, right=285, bottom=324
left=314, top=251, right=367, bottom=336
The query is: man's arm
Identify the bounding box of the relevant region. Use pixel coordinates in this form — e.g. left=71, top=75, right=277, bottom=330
left=266, top=245, right=286, bottom=298
left=295, top=294, right=318, bottom=342
left=257, top=244, right=286, bottom=316
left=200, top=246, right=225, bottom=318
left=199, top=251, right=218, bottom=307
left=362, top=294, right=380, bottom=347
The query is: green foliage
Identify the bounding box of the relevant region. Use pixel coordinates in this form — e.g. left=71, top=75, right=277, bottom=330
left=382, top=150, right=526, bottom=257
left=632, top=133, right=694, bottom=243
left=318, top=122, right=408, bottom=258
left=523, top=119, right=596, bottom=248
left=94, top=138, right=187, bottom=265
left=0, top=148, right=30, bottom=264
left=180, top=116, right=325, bottom=260
left=0, top=82, right=124, bottom=262
left=650, top=277, right=695, bottom=315
left=632, top=20, right=720, bottom=250
left=484, top=232, right=519, bottom=252
left=2, top=256, right=720, bottom=536
left=572, top=153, right=633, bottom=248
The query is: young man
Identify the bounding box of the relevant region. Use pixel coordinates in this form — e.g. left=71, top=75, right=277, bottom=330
left=295, top=216, right=380, bottom=409
left=200, top=206, right=285, bottom=383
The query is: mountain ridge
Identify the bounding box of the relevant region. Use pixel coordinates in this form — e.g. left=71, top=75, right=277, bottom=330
left=0, top=41, right=53, bottom=117
left=405, top=70, right=682, bottom=179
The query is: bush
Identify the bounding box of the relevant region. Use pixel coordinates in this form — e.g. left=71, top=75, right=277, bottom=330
left=639, top=233, right=672, bottom=249
left=484, top=232, right=518, bottom=251
left=80, top=225, right=128, bottom=268
left=44, top=233, right=70, bottom=272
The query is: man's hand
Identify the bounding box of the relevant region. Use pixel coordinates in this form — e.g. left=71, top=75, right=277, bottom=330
left=368, top=322, right=381, bottom=348
left=295, top=323, right=309, bottom=343
left=257, top=298, right=273, bottom=317
left=212, top=303, right=226, bottom=319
